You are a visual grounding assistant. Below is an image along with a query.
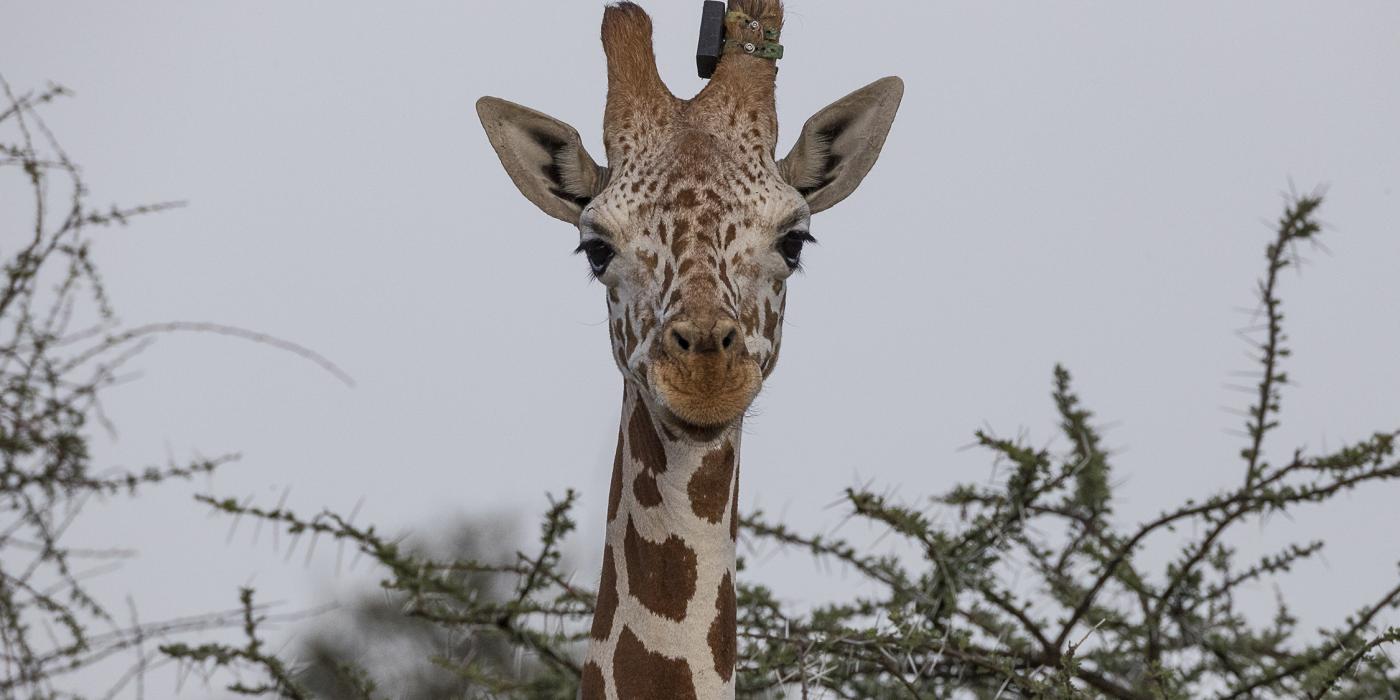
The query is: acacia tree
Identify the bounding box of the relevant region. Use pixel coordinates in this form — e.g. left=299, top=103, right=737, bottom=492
left=0, top=77, right=342, bottom=699
left=178, top=189, right=1399, bottom=699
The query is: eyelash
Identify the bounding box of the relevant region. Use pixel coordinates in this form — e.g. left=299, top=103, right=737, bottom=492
left=575, top=238, right=616, bottom=278
left=778, top=230, right=817, bottom=270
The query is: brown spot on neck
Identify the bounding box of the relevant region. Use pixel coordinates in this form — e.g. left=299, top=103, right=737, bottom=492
left=623, top=516, right=698, bottom=622
left=707, top=572, right=737, bottom=681
left=633, top=468, right=663, bottom=508
left=688, top=441, right=736, bottom=523
left=581, top=661, right=607, bottom=700
left=590, top=545, right=620, bottom=641
left=613, top=626, right=698, bottom=700
left=628, top=401, right=668, bottom=508
left=608, top=426, right=624, bottom=522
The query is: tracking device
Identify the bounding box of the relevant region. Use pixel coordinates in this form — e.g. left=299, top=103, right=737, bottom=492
left=696, top=1, right=727, bottom=79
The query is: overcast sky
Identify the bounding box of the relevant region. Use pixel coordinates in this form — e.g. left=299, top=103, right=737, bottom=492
left=4, top=1, right=1399, bottom=696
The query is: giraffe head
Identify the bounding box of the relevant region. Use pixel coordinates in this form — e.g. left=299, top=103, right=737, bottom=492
left=478, top=1, right=902, bottom=435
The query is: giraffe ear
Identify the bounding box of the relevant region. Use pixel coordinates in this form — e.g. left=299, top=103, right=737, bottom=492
left=477, top=97, right=609, bottom=225
left=778, top=77, right=904, bottom=215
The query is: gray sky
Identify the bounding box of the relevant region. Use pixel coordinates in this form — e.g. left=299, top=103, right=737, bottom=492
left=4, top=1, right=1399, bottom=696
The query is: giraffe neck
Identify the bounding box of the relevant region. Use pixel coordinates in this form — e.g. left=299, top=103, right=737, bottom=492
left=580, top=384, right=741, bottom=700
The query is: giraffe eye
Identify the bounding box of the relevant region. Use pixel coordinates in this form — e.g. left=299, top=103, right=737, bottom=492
left=778, top=231, right=816, bottom=270
left=576, top=239, right=616, bottom=277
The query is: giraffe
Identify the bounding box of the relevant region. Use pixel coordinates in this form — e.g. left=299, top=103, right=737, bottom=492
left=476, top=2, right=902, bottom=697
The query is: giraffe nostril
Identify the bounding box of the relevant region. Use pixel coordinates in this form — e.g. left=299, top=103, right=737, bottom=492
left=673, top=330, right=691, bottom=352
left=721, top=329, right=736, bottom=349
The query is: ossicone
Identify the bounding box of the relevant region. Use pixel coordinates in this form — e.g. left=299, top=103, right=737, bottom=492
left=602, top=3, right=673, bottom=114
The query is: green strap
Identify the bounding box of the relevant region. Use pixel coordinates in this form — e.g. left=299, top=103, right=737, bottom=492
left=724, top=39, right=784, bottom=60
left=723, top=10, right=784, bottom=61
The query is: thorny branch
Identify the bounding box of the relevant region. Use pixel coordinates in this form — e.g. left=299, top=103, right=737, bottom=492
left=0, top=76, right=349, bottom=698
left=185, top=193, right=1398, bottom=697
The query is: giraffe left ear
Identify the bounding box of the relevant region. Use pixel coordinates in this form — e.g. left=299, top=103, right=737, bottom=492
left=778, top=76, right=904, bottom=214
left=477, top=97, right=608, bottom=225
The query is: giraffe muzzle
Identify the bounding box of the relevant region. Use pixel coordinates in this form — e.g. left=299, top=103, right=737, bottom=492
left=650, top=317, right=760, bottom=428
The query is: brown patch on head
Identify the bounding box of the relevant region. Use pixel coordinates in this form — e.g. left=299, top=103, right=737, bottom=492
left=623, top=317, right=639, bottom=358
left=590, top=545, right=620, bottom=641
left=762, top=298, right=780, bottom=342
left=624, top=517, right=698, bottom=621
left=761, top=337, right=782, bottom=380
left=581, top=661, right=607, bottom=700
left=613, top=626, right=698, bottom=700
left=740, top=302, right=760, bottom=336
left=661, top=262, right=675, bottom=297
left=688, top=441, right=736, bottom=523
left=670, top=221, right=691, bottom=258
left=707, top=572, right=737, bottom=681
left=628, top=403, right=668, bottom=507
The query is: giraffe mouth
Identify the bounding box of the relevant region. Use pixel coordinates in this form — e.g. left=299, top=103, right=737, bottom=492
left=649, top=355, right=761, bottom=430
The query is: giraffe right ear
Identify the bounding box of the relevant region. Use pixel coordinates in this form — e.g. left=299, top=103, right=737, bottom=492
left=477, top=97, right=608, bottom=225
left=778, top=77, right=904, bottom=215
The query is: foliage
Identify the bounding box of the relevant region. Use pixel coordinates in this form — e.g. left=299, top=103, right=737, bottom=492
left=0, top=77, right=345, bottom=699
left=184, top=192, right=1399, bottom=698
left=0, top=75, right=239, bottom=698
left=162, top=589, right=313, bottom=700
left=183, top=492, right=586, bottom=699
left=262, top=516, right=534, bottom=699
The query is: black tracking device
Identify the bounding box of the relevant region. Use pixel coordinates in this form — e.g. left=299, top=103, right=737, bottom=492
left=696, top=1, right=726, bottom=79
